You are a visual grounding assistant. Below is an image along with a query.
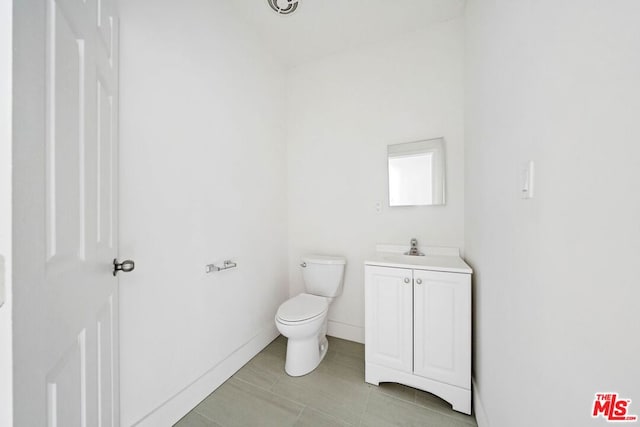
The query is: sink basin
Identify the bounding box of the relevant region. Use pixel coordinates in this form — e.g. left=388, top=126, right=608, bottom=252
left=382, top=254, right=434, bottom=266
left=382, top=254, right=427, bottom=264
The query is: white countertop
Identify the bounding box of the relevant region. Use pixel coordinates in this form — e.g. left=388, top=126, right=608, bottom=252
left=365, top=247, right=472, bottom=274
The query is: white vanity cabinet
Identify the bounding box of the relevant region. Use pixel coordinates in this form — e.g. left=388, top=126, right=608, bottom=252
left=365, top=253, right=472, bottom=414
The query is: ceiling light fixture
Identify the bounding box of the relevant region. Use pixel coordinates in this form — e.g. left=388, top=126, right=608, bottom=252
left=267, top=0, right=299, bottom=15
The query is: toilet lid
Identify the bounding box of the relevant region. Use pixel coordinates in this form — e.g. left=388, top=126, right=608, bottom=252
left=277, top=293, right=328, bottom=323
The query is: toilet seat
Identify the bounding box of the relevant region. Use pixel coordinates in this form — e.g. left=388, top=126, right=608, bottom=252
left=276, top=293, right=328, bottom=324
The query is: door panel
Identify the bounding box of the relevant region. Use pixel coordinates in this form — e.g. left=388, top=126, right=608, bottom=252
left=97, top=0, right=113, bottom=61
left=46, top=0, right=85, bottom=267
left=97, top=77, right=114, bottom=249
left=43, top=0, right=120, bottom=425
left=365, top=266, right=413, bottom=373
left=413, top=270, right=470, bottom=388
left=46, top=331, right=86, bottom=427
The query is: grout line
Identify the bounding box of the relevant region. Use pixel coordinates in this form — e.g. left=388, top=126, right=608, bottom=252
left=267, top=379, right=318, bottom=409
left=374, top=391, right=477, bottom=426
left=304, top=406, right=356, bottom=426
left=292, top=404, right=305, bottom=426
left=233, top=375, right=307, bottom=415
left=192, top=407, right=219, bottom=425
left=266, top=373, right=365, bottom=426
left=193, top=372, right=306, bottom=427
left=358, top=386, right=371, bottom=426
left=233, top=375, right=275, bottom=394
left=268, top=375, right=281, bottom=393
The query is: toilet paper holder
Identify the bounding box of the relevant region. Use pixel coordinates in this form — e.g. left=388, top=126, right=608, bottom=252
left=205, top=260, right=237, bottom=273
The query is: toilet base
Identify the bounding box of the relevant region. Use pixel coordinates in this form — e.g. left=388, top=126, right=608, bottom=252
left=284, top=334, right=328, bottom=377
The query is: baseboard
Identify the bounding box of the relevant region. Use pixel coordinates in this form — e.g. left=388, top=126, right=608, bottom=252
left=472, top=377, right=490, bottom=427
left=131, top=324, right=279, bottom=427
left=327, top=320, right=364, bottom=344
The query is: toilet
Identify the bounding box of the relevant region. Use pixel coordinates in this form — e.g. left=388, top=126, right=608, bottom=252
left=275, top=254, right=346, bottom=376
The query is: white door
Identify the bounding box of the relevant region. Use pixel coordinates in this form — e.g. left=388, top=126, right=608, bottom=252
left=44, top=0, right=120, bottom=425
left=365, top=266, right=413, bottom=373
left=413, top=270, right=471, bottom=389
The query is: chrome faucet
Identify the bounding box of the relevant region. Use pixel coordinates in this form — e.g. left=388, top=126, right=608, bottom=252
left=404, top=238, right=424, bottom=256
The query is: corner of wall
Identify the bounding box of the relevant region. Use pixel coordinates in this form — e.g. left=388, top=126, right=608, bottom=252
left=472, top=377, right=489, bottom=427
left=327, top=320, right=364, bottom=344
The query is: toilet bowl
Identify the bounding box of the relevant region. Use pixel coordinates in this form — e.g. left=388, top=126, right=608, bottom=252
left=275, top=255, right=346, bottom=376
left=275, top=293, right=329, bottom=376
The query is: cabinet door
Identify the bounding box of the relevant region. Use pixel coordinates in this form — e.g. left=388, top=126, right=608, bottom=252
left=365, top=266, right=413, bottom=373
left=413, top=270, right=470, bottom=388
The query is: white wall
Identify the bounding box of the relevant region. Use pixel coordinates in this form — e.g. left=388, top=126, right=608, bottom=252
left=465, top=1, right=640, bottom=426
left=287, top=19, right=465, bottom=342
left=118, top=0, right=288, bottom=425
left=0, top=0, right=12, bottom=424
left=11, top=0, right=49, bottom=424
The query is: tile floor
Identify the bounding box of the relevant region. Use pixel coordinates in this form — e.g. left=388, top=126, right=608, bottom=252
left=174, top=335, right=477, bottom=427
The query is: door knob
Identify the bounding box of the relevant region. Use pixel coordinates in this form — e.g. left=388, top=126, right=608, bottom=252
left=404, top=278, right=411, bottom=284
left=113, top=259, right=135, bottom=276
left=416, top=278, right=423, bottom=285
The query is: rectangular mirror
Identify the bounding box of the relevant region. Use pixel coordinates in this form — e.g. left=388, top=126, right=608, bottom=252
left=388, top=137, right=446, bottom=206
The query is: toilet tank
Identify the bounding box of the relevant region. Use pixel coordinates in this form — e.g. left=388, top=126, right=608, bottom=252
left=302, top=255, right=347, bottom=298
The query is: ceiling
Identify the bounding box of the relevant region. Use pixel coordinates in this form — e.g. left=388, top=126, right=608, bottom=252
left=226, top=0, right=466, bottom=67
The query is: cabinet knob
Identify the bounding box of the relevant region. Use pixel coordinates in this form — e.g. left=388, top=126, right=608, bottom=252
left=416, top=278, right=422, bottom=285
left=404, top=278, right=411, bottom=284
